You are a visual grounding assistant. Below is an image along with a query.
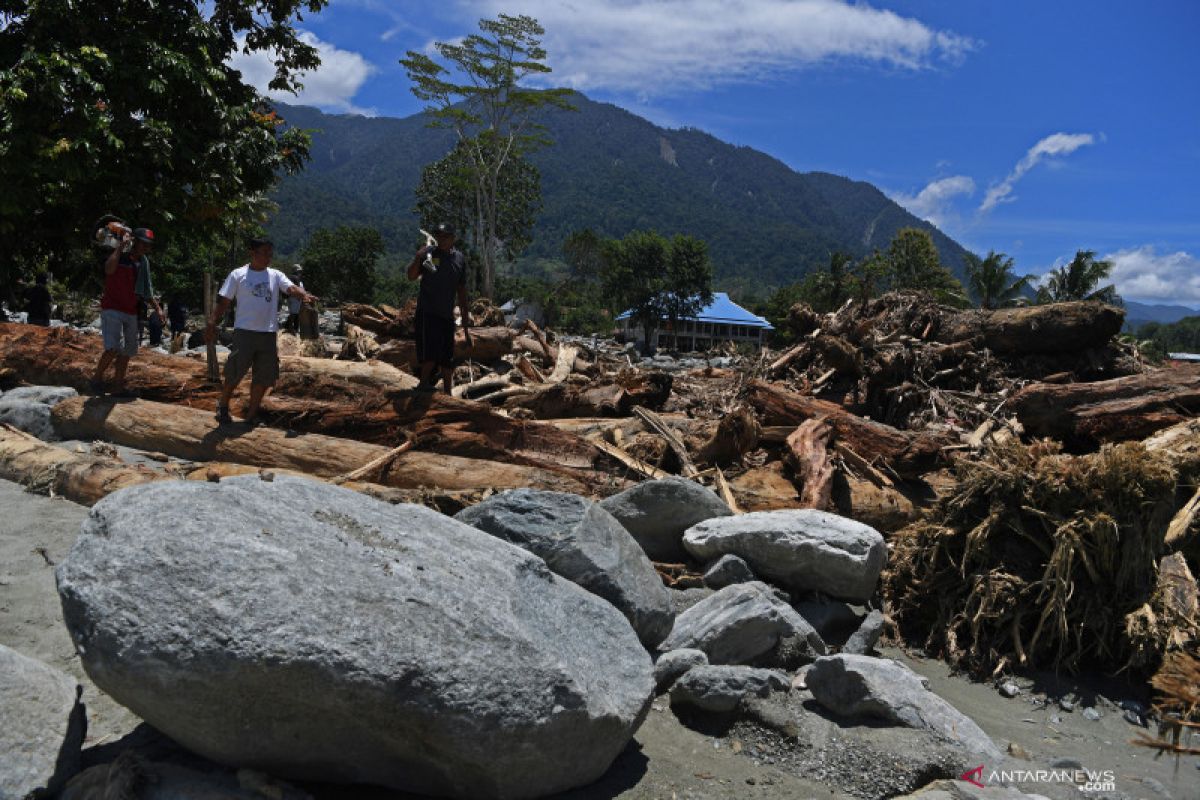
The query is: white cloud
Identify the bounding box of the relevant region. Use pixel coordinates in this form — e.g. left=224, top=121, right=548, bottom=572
left=1106, top=245, right=1200, bottom=303
left=979, top=132, right=1095, bottom=213
left=228, top=32, right=377, bottom=115
left=891, top=175, right=975, bottom=228
left=467, top=0, right=976, bottom=94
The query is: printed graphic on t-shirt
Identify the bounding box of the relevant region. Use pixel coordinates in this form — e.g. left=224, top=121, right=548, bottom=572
left=249, top=278, right=273, bottom=304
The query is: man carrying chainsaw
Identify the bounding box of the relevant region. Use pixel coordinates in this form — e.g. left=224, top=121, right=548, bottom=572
left=406, top=223, right=472, bottom=393
left=90, top=226, right=164, bottom=396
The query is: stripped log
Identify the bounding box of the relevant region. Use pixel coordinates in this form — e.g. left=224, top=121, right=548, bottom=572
left=50, top=396, right=591, bottom=494
left=745, top=379, right=952, bottom=478
left=375, top=326, right=514, bottom=367
left=1010, top=364, right=1200, bottom=446
left=0, top=423, right=160, bottom=504
left=784, top=419, right=834, bottom=510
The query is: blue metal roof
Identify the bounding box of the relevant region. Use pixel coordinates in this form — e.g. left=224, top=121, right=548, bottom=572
left=617, top=292, right=774, bottom=329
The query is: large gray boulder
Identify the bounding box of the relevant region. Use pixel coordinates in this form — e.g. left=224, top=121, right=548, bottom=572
left=669, top=665, right=789, bottom=713
left=0, top=643, right=86, bottom=799
left=683, top=509, right=886, bottom=602
left=455, top=489, right=674, bottom=648
left=0, top=385, right=77, bottom=442
left=659, top=581, right=825, bottom=666
left=599, top=477, right=733, bottom=562
left=57, top=476, right=654, bottom=799
left=807, top=654, right=1000, bottom=758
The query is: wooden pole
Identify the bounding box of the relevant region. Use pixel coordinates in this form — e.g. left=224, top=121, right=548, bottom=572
left=204, top=270, right=219, bottom=383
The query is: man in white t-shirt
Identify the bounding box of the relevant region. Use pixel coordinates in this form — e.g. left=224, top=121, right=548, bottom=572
left=205, top=237, right=317, bottom=424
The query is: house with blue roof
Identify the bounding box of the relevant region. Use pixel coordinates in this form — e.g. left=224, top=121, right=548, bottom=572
left=616, top=292, right=774, bottom=352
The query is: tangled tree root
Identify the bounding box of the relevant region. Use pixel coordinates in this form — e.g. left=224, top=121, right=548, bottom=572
left=885, top=436, right=1200, bottom=676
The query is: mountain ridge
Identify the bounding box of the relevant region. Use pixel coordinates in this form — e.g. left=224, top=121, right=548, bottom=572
left=266, top=93, right=974, bottom=292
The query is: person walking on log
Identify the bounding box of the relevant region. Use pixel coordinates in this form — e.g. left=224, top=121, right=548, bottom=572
left=90, top=227, right=163, bottom=396
left=206, top=238, right=317, bottom=425
left=406, top=223, right=472, bottom=393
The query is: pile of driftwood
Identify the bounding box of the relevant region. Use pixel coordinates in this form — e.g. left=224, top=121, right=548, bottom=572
left=2, top=291, right=1198, bottom=681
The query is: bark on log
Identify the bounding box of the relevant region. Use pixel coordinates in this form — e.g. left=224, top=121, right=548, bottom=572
left=745, top=379, right=952, bottom=478
left=1010, top=365, right=1200, bottom=445
left=0, top=324, right=603, bottom=479
left=934, top=301, right=1124, bottom=354
left=0, top=424, right=160, bottom=504
left=0, top=425, right=487, bottom=512
left=374, top=326, right=514, bottom=367
left=50, top=397, right=590, bottom=494
left=784, top=420, right=834, bottom=510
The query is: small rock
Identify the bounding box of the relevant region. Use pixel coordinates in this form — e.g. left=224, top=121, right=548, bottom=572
left=1050, top=757, right=1083, bottom=770
left=842, top=609, right=885, bottom=655
left=703, top=554, right=756, bottom=589
left=669, top=665, right=789, bottom=713
left=653, top=648, right=708, bottom=693
left=1059, top=698, right=1075, bottom=712
left=1007, top=742, right=1031, bottom=760
left=1123, top=708, right=1147, bottom=727
left=1082, top=707, right=1102, bottom=721
left=1049, top=714, right=1062, bottom=725
left=999, top=681, right=1021, bottom=698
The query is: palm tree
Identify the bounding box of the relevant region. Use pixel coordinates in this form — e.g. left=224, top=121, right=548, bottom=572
left=964, top=250, right=1031, bottom=309
left=1036, top=250, right=1119, bottom=304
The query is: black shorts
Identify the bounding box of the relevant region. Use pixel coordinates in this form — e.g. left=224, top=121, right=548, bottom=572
left=414, top=311, right=456, bottom=367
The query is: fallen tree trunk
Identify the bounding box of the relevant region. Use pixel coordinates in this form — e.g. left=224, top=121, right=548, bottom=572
left=0, top=423, right=161, bottom=504
left=375, top=326, right=514, bottom=366
left=745, top=379, right=952, bottom=478
left=341, top=302, right=414, bottom=338
left=1010, top=365, right=1200, bottom=446
left=0, top=324, right=605, bottom=478
left=0, top=425, right=486, bottom=513
left=50, top=396, right=591, bottom=494
left=933, top=301, right=1124, bottom=354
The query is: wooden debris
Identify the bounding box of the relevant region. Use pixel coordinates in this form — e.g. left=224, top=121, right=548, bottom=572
left=1011, top=364, right=1200, bottom=445
left=51, top=396, right=591, bottom=494
left=633, top=406, right=698, bottom=477
left=593, top=438, right=669, bottom=480
left=784, top=419, right=834, bottom=510
left=713, top=467, right=740, bottom=514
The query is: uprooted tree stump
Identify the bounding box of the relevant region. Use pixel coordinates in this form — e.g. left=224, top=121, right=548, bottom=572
left=884, top=421, right=1200, bottom=677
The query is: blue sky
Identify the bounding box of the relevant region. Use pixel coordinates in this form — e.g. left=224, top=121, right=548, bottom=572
left=231, top=1, right=1200, bottom=304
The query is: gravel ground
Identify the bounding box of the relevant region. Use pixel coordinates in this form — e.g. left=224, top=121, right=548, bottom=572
left=2, top=475, right=1197, bottom=799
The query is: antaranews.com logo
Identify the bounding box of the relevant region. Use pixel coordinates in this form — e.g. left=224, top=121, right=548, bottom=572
left=961, top=764, right=1117, bottom=793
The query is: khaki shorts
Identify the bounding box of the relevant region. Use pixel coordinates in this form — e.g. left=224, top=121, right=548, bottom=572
left=224, top=330, right=279, bottom=387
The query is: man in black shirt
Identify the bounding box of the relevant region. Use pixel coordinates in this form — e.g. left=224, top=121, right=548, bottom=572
left=406, top=223, right=472, bottom=393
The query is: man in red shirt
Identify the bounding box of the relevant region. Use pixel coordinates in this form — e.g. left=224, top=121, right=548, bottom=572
left=90, top=227, right=159, bottom=395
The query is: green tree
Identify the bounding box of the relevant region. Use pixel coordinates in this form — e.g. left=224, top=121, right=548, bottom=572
left=1036, top=250, right=1119, bottom=304
left=885, top=227, right=965, bottom=302
left=964, top=250, right=1031, bottom=309
left=600, top=230, right=714, bottom=352
left=0, top=0, right=321, bottom=290
left=414, top=136, right=540, bottom=293
left=401, top=14, right=573, bottom=299
left=299, top=226, right=384, bottom=303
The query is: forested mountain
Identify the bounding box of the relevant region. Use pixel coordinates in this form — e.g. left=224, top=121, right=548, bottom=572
left=267, top=93, right=973, bottom=291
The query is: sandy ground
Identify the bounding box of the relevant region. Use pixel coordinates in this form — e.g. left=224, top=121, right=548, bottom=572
left=2, top=476, right=1197, bottom=799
